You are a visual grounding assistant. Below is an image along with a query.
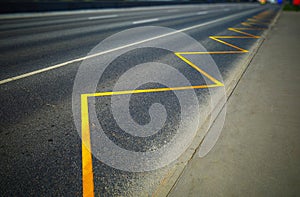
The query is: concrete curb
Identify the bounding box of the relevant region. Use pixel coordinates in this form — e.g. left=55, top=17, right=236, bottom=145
left=151, top=7, right=283, bottom=197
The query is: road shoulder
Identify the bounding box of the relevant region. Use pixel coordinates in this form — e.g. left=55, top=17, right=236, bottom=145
left=168, top=11, right=300, bottom=197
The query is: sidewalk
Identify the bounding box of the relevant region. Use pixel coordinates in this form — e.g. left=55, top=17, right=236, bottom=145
left=168, top=11, right=300, bottom=197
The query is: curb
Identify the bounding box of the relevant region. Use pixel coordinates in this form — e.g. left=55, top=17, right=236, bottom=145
left=152, top=7, right=282, bottom=197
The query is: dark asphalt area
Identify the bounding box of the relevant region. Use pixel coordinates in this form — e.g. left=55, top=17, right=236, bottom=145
left=0, top=4, right=280, bottom=196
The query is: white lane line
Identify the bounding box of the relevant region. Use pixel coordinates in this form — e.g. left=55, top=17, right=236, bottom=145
left=88, top=14, right=119, bottom=20
left=132, top=18, right=159, bottom=24
left=0, top=8, right=264, bottom=85
left=196, top=11, right=208, bottom=15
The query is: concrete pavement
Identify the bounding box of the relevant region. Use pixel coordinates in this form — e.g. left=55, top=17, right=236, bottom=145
left=169, top=11, right=300, bottom=197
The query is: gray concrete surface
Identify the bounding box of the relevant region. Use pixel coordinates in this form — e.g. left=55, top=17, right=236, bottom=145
left=169, top=11, right=300, bottom=197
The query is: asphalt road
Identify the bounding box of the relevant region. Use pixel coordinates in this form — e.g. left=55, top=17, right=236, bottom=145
left=0, top=4, right=280, bottom=196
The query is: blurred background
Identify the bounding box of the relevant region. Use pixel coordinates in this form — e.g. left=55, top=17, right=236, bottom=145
left=1, top=0, right=289, bottom=14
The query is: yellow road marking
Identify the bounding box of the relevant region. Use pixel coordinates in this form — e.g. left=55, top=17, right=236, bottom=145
left=247, top=18, right=269, bottom=24
left=231, top=27, right=266, bottom=30
left=81, top=53, right=225, bottom=197
left=175, top=53, right=224, bottom=86
left=81, top=94, right=95, bottom=197
left=209, top=36, right=256, bottom=38
left=227, top=28, right=260, bottom=38
left=85, top=84, right=222, bottom=98
left=175, top=51, right=245, bottom=54
left=209, top=36, right=249, bottom=52
left=81, top=10, right=274, bottom=197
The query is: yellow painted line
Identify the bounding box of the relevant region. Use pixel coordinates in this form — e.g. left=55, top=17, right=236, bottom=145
left=232, top=27, right=267, bottom=30
left=253, top=16, right=272, bottom=21
left=241, top=21, right=268, bottom=27
left=80, top=9, right=274, bottom=197
left=209, top=36, right=248, bottom=52
left=212, top=35, right=258, bottom=39
left=241, top=22, right=253, bottom=27
left=246, top=19, right=269, bottom=25
left=175, top=53, right=224, bottom=86
left=247, top=18, right=270, bottom=24
left=241, top=12, right=273, bottom=28
left=80, top=53, right=225, bottom=197
left=227, top=28, right=259, bottom=38
left=176, top=51, right=245, bottom=54
left=241, top=14, right=269, bottom=27
left=218, top=12, right=273, bottom=52
left=81, top=94, right=95, bottom=197
left=83, top=51, right=226, bottom=98
left=85, top=84, right=223, bottom=98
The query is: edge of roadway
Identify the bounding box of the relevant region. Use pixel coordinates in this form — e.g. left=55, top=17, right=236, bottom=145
left=152, top=7, right=283, bottom=197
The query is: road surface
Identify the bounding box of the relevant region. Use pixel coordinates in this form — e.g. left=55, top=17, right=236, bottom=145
left=0, top=3, right=280, bottom=196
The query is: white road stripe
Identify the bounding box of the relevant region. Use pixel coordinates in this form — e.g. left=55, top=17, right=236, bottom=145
left=88, top=14, right=119, bottom=20
left=196, top=11, right=208, bottom=15
left=132, top=18, right=159, bottom=24
left=0, top=8, right=264, bottom=85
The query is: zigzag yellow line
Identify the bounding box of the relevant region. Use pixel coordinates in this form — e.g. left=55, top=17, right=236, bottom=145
left=81, top=10, right=275, bottom=197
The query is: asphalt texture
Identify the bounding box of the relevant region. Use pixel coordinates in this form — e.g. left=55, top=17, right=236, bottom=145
left=0, top=3, right=280, bottom=196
